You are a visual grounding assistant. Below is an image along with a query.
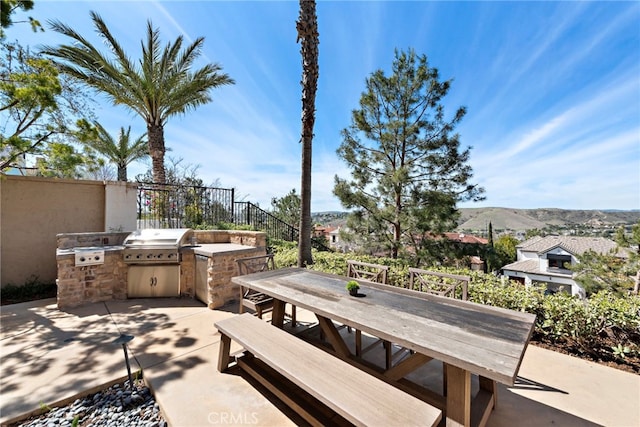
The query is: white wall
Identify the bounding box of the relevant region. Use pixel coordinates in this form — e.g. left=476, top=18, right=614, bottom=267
left=519, top=250, right=537, bottom=260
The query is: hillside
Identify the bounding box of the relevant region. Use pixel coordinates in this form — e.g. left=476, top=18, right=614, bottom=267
left=313, top=208, right=640, bottom=232
left=456, top=208, right=640, bottom=232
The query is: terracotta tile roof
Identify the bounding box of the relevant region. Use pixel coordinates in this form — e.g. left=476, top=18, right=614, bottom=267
left=443, top=233, right=488, bottom=244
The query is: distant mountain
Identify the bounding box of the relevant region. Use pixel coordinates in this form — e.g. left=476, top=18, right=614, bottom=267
left=312, top=208, right=640, bottom=232
left=311, top=211, right=349, bottom=227
left=456, top=208, right=640, bottom=232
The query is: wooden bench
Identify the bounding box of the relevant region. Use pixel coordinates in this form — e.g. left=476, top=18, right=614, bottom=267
left=215, top=313, right=442, bottom=427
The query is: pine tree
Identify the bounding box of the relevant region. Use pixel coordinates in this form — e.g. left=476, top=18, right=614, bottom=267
left=333, top=49, right=484, bottom=262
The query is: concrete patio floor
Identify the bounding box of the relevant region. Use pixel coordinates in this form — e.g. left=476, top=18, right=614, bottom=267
left=1, top=298, right=638, bottom=426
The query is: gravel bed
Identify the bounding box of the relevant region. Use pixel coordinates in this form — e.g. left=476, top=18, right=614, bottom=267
left=14, top=380, right=167, bottom=427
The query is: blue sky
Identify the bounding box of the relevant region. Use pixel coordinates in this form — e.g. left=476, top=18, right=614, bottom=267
left=7, top=0, right=640, bottom=212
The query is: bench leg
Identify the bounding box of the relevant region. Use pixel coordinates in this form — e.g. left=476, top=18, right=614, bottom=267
left=217, top=334, right=232, bottom=372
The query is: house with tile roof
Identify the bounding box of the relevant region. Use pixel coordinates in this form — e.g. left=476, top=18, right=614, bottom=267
left=313, top=225, right=355, bottom=252
left=501, top=235, right=626, bottom=297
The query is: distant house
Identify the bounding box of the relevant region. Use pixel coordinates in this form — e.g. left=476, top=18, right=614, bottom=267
left=443, top=233, right=488, bottom=270
left=442, top=233, right=488, bottom=245
left=501, top=235, right=625, bottom=297
left=313, top=225, right=350, bottom=252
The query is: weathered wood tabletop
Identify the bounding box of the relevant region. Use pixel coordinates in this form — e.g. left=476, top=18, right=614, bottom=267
left=232, top=267, right=536, bottom=427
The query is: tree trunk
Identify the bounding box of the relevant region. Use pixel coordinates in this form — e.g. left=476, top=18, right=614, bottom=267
left=117, top=162, right=127, bottom=181
left=392, top=221, right=401, bottom=259
left=147, top=122, right=166, bottom=184
left=393, top=187, right=402, bottom=259
left=296, top=0, right=319, bottom=267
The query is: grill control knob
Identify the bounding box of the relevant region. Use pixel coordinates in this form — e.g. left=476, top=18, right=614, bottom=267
left=80, top=257, right=86, bottom=262
left=146, top=254, right=153, bottom=259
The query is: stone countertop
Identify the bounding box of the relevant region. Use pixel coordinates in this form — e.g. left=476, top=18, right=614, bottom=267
left=57, top=244, right=258, bottom=258
left=56, top=246, right=125, bottom=257
left=188, top=243, right=259, bottom=257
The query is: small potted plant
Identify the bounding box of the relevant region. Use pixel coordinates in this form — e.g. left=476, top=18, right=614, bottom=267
left=346, top=280, right=360, bottom=296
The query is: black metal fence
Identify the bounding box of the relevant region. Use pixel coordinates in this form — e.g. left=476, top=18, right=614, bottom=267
left=136, top=182, right=235, bottom=229
left=234, top=201, right=299, bottom=241
left=234, top=202, right=331, bottom=250
left=135, top=183, right=331, bottom=251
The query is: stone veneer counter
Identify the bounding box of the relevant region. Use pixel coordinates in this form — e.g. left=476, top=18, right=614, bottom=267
left=56, top=246, right=127, bottom=309
left=185, top=243, right=265, bottom=308
left=190, top=243, right=257, bottom=257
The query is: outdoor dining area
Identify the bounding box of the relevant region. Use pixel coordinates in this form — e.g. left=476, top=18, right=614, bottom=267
left=217, top=256, right=537, bottom=427
left=2, top=262, right=638, bottom=427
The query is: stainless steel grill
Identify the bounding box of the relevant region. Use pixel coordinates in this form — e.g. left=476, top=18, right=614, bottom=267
left=123, top=228, right=194, bottom=264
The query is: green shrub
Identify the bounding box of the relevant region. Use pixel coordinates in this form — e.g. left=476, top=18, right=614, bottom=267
left=1, top=276, right=57, bottom=304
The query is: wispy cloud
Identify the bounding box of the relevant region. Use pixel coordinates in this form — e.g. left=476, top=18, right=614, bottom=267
left=554, top=3, right=640, bottom=80
left=11, top=1, right=638, bottom=211
left=150, top=0, right=195, bottom=44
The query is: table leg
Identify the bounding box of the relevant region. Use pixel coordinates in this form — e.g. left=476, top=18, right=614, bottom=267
left=445, top=364, right=471, bottom=427
left=384, top=352, right=432, bottom=381
left=289, top=305, right=297, bottom=327
left=383, top=340, right=392, bottom=370
left=271, top=299, right=286, bottom=328
left=316, top=315, right=351, bottom=358
left=470, top=376, right=497, bottom=427
left=479, top=376, right=497, bottom=409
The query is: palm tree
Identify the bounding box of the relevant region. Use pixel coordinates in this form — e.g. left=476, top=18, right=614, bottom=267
left=76, top=120, right=148, bottom=181
left=41, top=11, right=234, bottom=184
left=296, top=0, right=319, bottom=267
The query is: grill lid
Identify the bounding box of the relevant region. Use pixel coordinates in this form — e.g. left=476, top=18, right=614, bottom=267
left=123, top=228, right=194, bottom=249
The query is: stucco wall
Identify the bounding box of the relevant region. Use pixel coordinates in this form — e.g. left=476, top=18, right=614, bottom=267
left=0, top=176, right=135, bottom=287
left=104, top=182, right=137, bottom=231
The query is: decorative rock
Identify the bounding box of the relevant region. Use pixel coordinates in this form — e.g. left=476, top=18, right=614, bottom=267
left=14, top=380, right=165, bottom=427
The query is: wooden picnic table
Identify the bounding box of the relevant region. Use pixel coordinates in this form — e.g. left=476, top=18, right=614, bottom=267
left=232, top=267, right=536, bottom=427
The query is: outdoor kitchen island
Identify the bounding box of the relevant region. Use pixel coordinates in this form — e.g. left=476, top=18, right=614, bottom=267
left=188, top=242, right=263, bottom=308
left=56, top=229, right=267, bottom=310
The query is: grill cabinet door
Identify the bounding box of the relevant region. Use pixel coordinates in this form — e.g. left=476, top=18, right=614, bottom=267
left=152, top=265, right=180, bottom=297
left=128, top=265, right=180, bottom=297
